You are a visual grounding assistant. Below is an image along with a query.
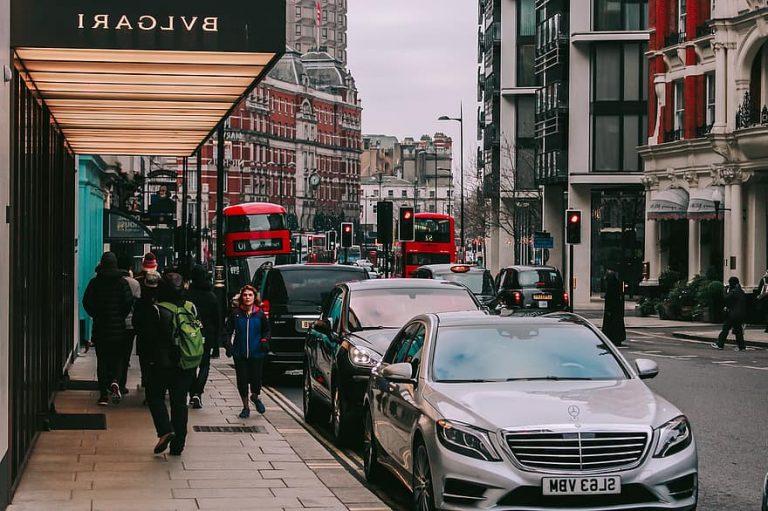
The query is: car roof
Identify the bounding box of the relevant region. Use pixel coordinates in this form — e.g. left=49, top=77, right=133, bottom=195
left=345, top=278, right=469, bottom=291
left=433, top=311, right=589, bottom=328
left=416, top=264, right=489, bottom=274
left=502, top=265, right=560, bottom=272
left=272, top=264, right=366, bottom=272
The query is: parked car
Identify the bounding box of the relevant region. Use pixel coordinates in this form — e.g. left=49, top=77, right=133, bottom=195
left=253, top=264, right=368, bottom=373
left=363, top=312, right=698, bottom=511
left=411, top=263, right=496, bottom=305
left=303, top=279, right=483, bottom=443
left=495, top=265, right=568, bottom=311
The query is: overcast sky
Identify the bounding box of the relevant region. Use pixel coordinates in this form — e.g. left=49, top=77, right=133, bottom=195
left=347, top=0, right=477, bottom=161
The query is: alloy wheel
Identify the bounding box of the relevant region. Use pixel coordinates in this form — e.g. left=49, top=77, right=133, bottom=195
left=331, top=387, right=342, bottom=439
left=413, top=443, right=435, bottom=511
left=302, top=368, right=313, bottom=421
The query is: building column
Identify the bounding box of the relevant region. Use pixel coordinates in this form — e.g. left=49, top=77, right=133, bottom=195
left=713, top=43, right=728, bottom=133
left=730, top=180, right=744, bottom=282
left=746, top=182, right=766, bottom=290
left=642, top=181, right=661, bottom=285
left=688, top=219, right=701, bottom=281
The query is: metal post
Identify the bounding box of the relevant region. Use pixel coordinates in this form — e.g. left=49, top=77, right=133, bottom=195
left=181, top=156, right=189, bottom=269
left=569, top=243, right=575, bottom=313
left=214, top=124, right=226, bottom=291
left=459, top=104, right=465, bottom=262
left=434, top=147, right=438, bottom=212
left=196, top=148, right=202, bottom=263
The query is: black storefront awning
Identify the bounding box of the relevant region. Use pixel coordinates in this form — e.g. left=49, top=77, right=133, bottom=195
left=104, top=210, right=154, bottom=242
left=647, top=188, right=690, bottom=220
left=11, top=0, right=285, bottom=156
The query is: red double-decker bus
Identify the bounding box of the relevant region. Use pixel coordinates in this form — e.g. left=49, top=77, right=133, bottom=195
left=395, top=213, right=456, bottom=277
left=223, top=202, right=291, bottom=292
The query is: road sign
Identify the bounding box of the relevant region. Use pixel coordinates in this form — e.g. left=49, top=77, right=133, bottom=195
left=533, top=231, right=554, bottom=249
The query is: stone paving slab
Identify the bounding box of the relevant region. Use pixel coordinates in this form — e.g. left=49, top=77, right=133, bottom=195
left=8, top=350, right=390, bottom=510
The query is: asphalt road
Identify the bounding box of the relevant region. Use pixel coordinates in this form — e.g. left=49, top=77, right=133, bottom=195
left=266, top=328, right=768, bottom=511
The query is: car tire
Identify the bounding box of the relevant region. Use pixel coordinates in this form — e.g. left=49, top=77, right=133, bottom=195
left=330, top=384, right=353, bottom=446
left=362, top=408, right=382, bottom=482
left=302, top=365, right=325, bottom=424
left=413, top=440, right=437, bottom=511
left=762, top=472, right=768, bottom=511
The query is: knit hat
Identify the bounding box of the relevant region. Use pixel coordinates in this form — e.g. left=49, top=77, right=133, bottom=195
left=143, top=271, right=161, bottom=288
left=100, top=252, right=118, bottom=270
left=142, top=252, right=158, bottom=271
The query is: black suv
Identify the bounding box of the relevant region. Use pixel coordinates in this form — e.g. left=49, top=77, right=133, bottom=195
left=494, top=265, right=568, bottom=311
left=254, top=264, right=368, bottom=373
left=303, top=279, right=482, bottom=444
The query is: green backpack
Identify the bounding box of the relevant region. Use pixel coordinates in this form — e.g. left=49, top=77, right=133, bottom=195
left=156, top=301, right=205, bottom=370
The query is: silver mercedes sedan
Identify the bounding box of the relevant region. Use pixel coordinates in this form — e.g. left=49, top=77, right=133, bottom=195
left=363, top=312, right=697, bottom=511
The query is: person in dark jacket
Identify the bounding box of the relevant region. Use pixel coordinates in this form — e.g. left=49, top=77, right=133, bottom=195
left=144, top=273, right=197, bottom=456
left=133, top=271, right=162, bottom=395
left=82, top=252, right=135, bottom=405
left=118, top=256, right=142, bottom=395
left=187, top=265, right=221, bottom=409
left=224, top=284, right=271, bottom=419
left=713, top=276, right=748, bottom=351
left=602, top=269, right=626, bottom=346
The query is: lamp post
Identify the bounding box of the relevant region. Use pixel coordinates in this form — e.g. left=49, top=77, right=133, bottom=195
left=438, top=104, right=465, bottom=260
left=438, top=167, right=452, bottom=215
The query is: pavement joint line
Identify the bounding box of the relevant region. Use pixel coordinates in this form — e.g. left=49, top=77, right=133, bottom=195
left=712, top=361, right=737, bottom=364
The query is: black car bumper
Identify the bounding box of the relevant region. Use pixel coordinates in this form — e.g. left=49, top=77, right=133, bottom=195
left=266, top=336, right=304, bottom=367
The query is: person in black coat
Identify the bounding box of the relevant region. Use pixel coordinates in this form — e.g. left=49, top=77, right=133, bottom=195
left=187, top=265, right=221, bottom=409
left=82, top=252, right=135, bottom=405
left=601, top=269, right=626, bottom=346
left=133, top=271, right=162, bottom=393
left=143, top=273, right=197, bottom=456
left=713, top=276, right=748, bottom=351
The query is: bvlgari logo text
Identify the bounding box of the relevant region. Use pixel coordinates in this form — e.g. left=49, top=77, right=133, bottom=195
left=76, top=14, right=219, bottom=32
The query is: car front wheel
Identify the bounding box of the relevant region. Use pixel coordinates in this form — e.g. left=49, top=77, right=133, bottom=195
left=331, top=385, right=353, bottom=445
left=413, top=440, right=437, bottom=511
left=302, top=365, right=326, bottom=424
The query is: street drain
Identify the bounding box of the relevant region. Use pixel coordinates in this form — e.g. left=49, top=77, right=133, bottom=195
left=193, top=425, right=266, bottom=433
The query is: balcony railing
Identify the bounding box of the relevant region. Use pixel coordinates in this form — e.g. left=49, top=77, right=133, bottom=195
left=735, top=91, right=768, bottom=129
left=535, top=14, right=569, bottom=76
left=663, top=128, right=683, bottom=142
left=535, top=150, right=567, bottom=184
left=664, top=31, right=687, bottom=47
left=695, top=123, right=714, bottom=138
left=696, top=23, right=714, bottom=39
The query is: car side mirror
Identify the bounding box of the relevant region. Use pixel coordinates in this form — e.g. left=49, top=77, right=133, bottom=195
left=635, top=359, right=659, bottom=380
left=313, top=319, right=332, bottom=335
left=382, top=362, right=414, bottom=383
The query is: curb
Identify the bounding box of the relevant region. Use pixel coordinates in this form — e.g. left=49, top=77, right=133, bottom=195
left=672, top=332, right=768, bottom=349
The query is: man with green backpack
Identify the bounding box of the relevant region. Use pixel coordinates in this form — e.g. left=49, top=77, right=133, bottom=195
left=141, top=272, right=204, bottom=456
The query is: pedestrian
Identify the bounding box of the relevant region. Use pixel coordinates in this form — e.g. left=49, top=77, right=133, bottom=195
left=187, top=265, right=221, bottom=409
left=144, top=273, right=203, bottom=456
left=602, top=269, right=626, bottom=346
left=757, top=269, right=768, bottom=333
left=713, top=276, right=748, bottom=351
left=133, top=270, right=162, bottom=395
left=224, top=285, right=271, bottom=419
left=118, top=256, right=141, bottom=396
left=82, top=252, right=135, bottom=405
left=136, top=252, right=159, bottom=284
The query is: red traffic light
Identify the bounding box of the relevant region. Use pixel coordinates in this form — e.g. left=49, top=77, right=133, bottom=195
left=569, top=213, right=580, bottom=224
left=404, top=211, right=413, bottom=220
left=343, top=225, right=352, bottom=233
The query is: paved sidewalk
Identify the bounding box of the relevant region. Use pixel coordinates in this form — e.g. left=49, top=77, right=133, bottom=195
left=673, top=327, right=768, bottom=347
left=9, top=350, right=388, bottom=511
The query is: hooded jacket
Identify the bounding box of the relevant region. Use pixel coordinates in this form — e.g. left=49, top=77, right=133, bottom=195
left=224, top=305, right=271, bottom=360
left=83, top=262, right=134, bottom=345
left=724, top=283, right=748, bottom=322
left=186, top=278, right=221, bottom=350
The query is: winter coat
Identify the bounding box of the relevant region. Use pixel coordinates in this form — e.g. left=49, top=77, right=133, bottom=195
left=122, top=272, right=141, bottom=330
left=141, top=297, right=193, bottom=369
left=602, top=271, right=626, bottom=345
left=224, top=306, right=271, bottom=360
left=186, top=281, right=221, bottom=350
left=82, top=268, right=134, bottom=345
left=133, top=286, right=159, bottom=358
left=724, top=285, right=748, bottom=322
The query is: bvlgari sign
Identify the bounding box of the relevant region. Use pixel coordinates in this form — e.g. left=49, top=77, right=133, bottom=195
left=11, top=0, right=285, bottom=53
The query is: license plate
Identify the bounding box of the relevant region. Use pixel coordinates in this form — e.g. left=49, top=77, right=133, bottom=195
left=533, top=294, right=552, bottom=300
left=538, top=301, right=549, bottom=308
left=542, top=476, right=621, bottom=496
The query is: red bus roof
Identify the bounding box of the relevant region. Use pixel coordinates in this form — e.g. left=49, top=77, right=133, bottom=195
left=415, top=212, right=452, bottom=220
left=223, top=202, right=287, bottom=216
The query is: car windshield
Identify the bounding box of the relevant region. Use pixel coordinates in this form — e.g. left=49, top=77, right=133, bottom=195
left=415, top=218, right=451, bottom=243
left=265, top=269, right=366, bottom=307
left=434, top=271, right=495, bottom=294
left=432, top=325, right=627, bottom=382
left=348, top=288, right=478, bottom=330
left=517, top=269, right=563, bottom=288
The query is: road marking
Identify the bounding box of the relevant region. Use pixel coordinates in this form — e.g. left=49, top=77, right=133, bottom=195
left=734, top=365, right=768, bottom=371
left=712, top=361, right=737, bottom=364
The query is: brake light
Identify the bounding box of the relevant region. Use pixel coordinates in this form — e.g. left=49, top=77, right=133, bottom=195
left=535, top=281, right=546, bottom=288
left=512, top=291, right=522, bottom=305
left=563, top=292, right=569, bottom=305
left=261, top=299, right=271, bottom=316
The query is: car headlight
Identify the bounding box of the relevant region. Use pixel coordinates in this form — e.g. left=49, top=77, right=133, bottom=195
left=436, top=419, right=501, bottom=462
left=348, top=345, right=379, bottom=367
left=654, top=416, right=692, bottom=458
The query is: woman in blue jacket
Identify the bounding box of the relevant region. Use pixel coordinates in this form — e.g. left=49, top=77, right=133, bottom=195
left=224, top=285, right=271, bottom=418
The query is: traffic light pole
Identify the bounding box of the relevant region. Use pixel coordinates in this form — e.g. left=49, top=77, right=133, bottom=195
left=569, top=243, right=574, bottom=313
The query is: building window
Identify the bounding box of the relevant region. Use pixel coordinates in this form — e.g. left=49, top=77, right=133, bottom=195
left=594, top=0, right=648, bottom=31
left=295, top=25, right=301, bottom=36
left=591, top=42, right=648, bottom=171
left=401, top=190, right=407, bottom=198
left=429, top=191, right=435, bottom=198
left=322, top=28, right=328, bottom=38
left=678, top=0, right=687, bottom=35
left=387, top=190, right=394, bottom=198
left=517, top=0, right=537, bottom=87
left=295, top=6, right=301, bottom=17
left=674, top=80, right=685, bottom=135
left=705, top=73, right=716, bottom=128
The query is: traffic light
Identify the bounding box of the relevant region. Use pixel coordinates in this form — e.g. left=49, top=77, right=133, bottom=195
left=566, top=209, right=582, bottom=245
left=399, top=206, right=415, bottom=241
left=341, top=222, right=354, bottom=248
left=376, top=201, right=393, bottom=245
left=327, top=230, right=337, bottom=250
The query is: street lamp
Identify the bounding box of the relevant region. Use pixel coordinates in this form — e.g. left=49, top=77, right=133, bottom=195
left=438, top=104, right=465, bottom=261
left=713, top=187, right=724, bottom=220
